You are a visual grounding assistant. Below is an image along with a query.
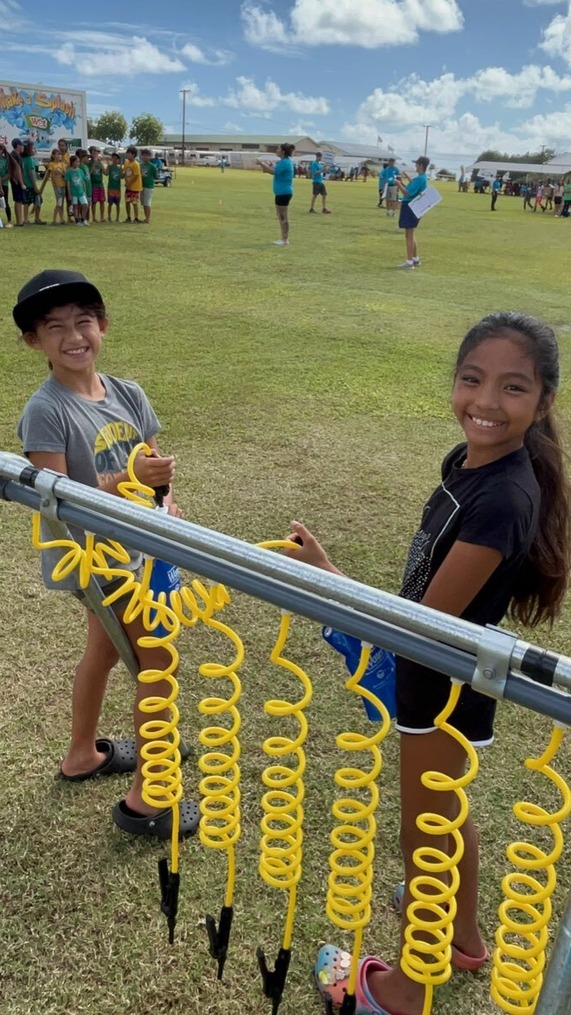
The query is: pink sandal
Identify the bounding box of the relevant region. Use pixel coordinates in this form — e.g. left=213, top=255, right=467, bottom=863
left=314, top=945, right=400, bottom=1015
left=392, top=882, right=489, bottom=972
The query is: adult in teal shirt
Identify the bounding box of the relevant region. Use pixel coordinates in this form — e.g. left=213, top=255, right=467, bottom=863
left=258, top=142, right=295, bottom=246
left=379, top=158, right=401, bottom=216
left=395, top=156, right=429, bottom=269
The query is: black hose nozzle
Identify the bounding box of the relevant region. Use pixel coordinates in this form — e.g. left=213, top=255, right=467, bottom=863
left=257, top=946, right=291, bottom=1015
left=205, top=905, right=234, bottom=980
left=158, top=858, right=180, bottom=945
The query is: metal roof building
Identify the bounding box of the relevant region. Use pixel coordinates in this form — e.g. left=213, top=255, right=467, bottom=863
left=161, top=133, right=320, bottom=154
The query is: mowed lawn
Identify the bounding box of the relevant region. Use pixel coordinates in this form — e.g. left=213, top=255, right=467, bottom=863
left=0, top=169, right=570, bottom=1015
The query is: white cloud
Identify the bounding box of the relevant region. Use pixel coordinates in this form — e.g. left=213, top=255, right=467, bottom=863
left=179, top=82, right=216, bottom=107
left=241, top=2, right=292, bottom=48
left=288, top=120, right=316, bottom=134
left=354, top=63, right=571, bottom=133
left=341, top=60, right=571, bottom=158
left=55, top=35, right=185, bottom=76
left=471, top=63, right=571, bottom=106
left=179, top=75, right=329, bottom=116
left=242, top=0, right=463, bottom=50
left=0, top=0, right=24, bottom=30
left=540, top=8, right=571, bottom=64
left=226, top=76, right=329, bottom=114
left=181, top=42, right=232, bottom=65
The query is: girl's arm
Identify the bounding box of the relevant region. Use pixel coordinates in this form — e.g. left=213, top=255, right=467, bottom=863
left=419, top=541, right=502, bottom=617
left=285, top=523, right=503, bottom=617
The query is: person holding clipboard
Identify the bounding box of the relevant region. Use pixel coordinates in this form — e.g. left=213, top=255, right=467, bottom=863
left=395, top=155, right=430, bottom=269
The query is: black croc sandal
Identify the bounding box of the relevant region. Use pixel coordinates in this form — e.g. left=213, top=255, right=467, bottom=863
left=112, top=799, right=200, bottom=840
left=59, top=738, right=137, bottom=782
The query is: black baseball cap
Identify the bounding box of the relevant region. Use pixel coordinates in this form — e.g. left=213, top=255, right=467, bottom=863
left=13, top=270, right=103, bottom=331
left=12, top=138, right=23, bottom=148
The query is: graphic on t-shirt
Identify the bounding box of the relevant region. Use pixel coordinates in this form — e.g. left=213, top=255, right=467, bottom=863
left=401, top=484, right=460, bottom=602
left=94, top=420, right=140, bottom=482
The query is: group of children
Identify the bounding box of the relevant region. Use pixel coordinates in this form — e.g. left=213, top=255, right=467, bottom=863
left=0, top=138, right=160, bottom=228
left=12, top=260, right=571, bottom=1014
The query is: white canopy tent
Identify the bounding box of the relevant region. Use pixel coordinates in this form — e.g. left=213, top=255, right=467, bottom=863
left=469, top=158, right=571, bottom=177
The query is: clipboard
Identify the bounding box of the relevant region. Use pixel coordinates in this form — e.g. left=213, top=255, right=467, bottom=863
left=408, top=186, right=442, bottom=218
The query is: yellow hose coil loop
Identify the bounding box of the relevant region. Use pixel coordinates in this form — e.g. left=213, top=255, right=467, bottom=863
left=326, top=643, right=393, bottom=999
left=32, top=442, right=185, bottom=878
left=491, top=725, right=571, bottom=1015
left=258, top=607, right=313, bottom=951
left=195, top=580, right=243, bottom=909
left=400, top=681, right=479, bottom=1015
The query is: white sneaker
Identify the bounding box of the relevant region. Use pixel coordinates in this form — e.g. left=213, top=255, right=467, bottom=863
left=412, top=258, right=421, bottom=266
left=397, top=261, right=415, bottom=269
left=273, top=239, right=289, bottom=245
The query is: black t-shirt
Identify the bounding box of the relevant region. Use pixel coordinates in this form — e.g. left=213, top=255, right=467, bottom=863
left=400, top=443, right=539, bottom=622
left=396, top=443, right=540, bottom=735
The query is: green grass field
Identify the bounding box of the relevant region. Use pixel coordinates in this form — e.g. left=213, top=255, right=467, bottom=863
left=1, top=169, right=570, bottom=1015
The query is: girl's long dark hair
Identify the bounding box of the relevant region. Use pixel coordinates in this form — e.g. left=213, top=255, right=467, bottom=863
left=456, top=311, right=571, bottom=626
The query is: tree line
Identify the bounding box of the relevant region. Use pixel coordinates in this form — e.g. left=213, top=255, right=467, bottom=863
left=86, top=112, right=165, bottom=146
left=475, top=147, right=556, bottom=166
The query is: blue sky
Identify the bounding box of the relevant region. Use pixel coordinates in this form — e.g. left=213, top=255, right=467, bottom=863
left=2, top=0, right=571, bottom=169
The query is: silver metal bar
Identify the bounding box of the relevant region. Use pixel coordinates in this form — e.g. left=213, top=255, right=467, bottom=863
left=2, top=472, right=571, bottom=727
left=2, top=451, right=571, bottom=694
left=535, top=889, right=571, bottom=1014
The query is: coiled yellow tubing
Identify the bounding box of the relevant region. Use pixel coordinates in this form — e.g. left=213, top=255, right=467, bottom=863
left=31, top=460, right=308, bottom=954
left=491, top=723, right=570, bottom=1015
left=401, top=680, right=479, bottom=1015
left=254, top=549, right=313, bottom=951
left=32, top=442, right=189, bottom=873
left=326, top=643, right=393, bottom=1001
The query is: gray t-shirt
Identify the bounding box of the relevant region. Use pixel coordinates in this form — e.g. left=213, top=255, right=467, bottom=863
left=18, top=373, right=160, bottom=590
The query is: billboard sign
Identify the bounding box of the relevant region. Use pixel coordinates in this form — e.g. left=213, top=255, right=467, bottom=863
left=0, top=80, right=87, bottom=151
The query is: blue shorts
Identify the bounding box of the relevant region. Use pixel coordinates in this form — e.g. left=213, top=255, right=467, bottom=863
left=399, top=202, right=419, bottom=229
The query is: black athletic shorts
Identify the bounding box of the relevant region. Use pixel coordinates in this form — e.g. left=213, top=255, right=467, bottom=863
left=312, top=182, right=327, bottom=196
left=399, top=202, right=420, bottom=229
left=395, top=657, right=496, bottom=746
left=275, top=193, right=292, bottom=206
left=10, top=180, right=24, bottom=203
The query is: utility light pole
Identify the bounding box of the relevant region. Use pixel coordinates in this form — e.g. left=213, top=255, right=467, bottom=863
left=423, top=124, right=431, bottom=158
left=180, top=88, right=190, bottom=167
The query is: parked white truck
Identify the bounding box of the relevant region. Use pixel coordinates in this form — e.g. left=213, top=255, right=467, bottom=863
left=0, top=79, right=87, bottom=152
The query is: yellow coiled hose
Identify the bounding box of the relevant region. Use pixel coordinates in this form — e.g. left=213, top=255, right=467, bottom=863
left=31, top=442, right=185, bottom=935
left=401, top=680, right=479, bottom=1015
left=491, top=724, right=571, bottom=1015
left=326, top=643, right=392, bottom=1005
left=258, top=609, right=313, bottom=948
